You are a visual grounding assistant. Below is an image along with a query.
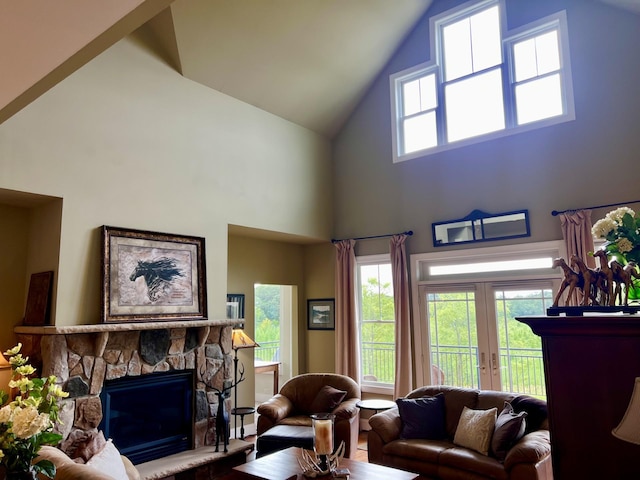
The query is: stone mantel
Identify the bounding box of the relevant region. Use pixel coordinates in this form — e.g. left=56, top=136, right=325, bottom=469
left=15, top=318, right=240, bottom=335
left=14, top=318, right=243, bottom=460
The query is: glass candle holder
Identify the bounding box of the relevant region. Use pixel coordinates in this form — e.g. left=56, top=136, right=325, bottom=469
left=311, top=413, right=335, bottom=471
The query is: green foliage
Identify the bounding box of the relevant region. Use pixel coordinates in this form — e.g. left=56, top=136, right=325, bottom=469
left=254, top=285, right=281, bottom=361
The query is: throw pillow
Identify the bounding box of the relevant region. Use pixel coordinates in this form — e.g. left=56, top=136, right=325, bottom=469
left=396, top=393, right=446, bottom=440
left=61, top=429, right=107, bottom=463
left=309, top=385, right=347, bottom=413
left=86, top=439, right=129, bottom=480
left=453, top=406, right=497, bottom=456
left=511, top=395, right=547, bottom=434
left=491, top=401, right=527, bottom=461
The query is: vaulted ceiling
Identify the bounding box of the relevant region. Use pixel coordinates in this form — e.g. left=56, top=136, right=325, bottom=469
left=0, top=0, right=637, bottom=138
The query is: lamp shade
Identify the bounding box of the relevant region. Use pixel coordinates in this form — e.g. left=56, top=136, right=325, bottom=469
left=232, top=328, right=259, bottom=350
left=613, top=377, right=640, bottom=444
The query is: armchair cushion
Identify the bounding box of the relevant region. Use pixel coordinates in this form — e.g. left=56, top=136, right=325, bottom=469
left=308, top=385, right=347, bottom=414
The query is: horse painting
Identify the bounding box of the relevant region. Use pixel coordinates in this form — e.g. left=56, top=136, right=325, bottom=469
left=129, top=257, right=184, bottom=302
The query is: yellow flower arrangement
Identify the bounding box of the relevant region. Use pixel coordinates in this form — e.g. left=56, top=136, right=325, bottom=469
left=0, top=343, right=68, bottom=478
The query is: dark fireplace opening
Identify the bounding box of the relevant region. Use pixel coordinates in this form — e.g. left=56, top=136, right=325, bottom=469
left=100, top=370, right=194, bottom=464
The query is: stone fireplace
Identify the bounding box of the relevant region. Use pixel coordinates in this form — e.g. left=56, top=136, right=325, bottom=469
left=14, top=319, right=238, bottom=463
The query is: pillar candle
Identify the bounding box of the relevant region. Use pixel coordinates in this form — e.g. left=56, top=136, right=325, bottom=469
left=314, top=419, right=333, bottom=454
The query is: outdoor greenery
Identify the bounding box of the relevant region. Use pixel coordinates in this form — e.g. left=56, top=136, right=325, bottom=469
left=253, top=277, right=548, bottom=398
left=254, top=284, right=281, bottom=362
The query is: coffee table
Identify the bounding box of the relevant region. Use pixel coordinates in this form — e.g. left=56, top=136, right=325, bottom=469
left=231, top=446, right=419, bottom=480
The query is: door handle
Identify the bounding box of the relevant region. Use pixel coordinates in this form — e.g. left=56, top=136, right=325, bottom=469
left=479, top=352, right=487, bottom=373
left=492, top=353, right=498, bottom=375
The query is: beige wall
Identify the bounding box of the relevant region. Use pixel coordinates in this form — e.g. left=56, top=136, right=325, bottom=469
left=332, top=0, right=640, bottom=258
left=0, top=205, right=29, bottom=349
left=303, top=243, right=336, bottom=373
left=0, top=31, right=332, bottom=327
left=227, top=234, right=305, bottom=416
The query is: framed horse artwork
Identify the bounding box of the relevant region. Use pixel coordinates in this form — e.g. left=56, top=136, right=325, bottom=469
left=101, top=226, right=207, bottom=323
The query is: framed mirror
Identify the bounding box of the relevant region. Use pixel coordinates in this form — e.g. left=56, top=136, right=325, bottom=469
left=433, top=209, right=530, bottom=247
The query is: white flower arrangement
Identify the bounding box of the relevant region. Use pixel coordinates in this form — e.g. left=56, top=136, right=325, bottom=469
left=0, top=343, right=68, bottom=478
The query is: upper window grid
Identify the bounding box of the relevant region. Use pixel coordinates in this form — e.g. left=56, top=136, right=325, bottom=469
left=391, top=2, right=573, bottom=162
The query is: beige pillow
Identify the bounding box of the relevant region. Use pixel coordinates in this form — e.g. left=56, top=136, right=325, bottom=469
left=85, top=439, right=129, bottom=480
left=453, top=406, right=497, bottom=456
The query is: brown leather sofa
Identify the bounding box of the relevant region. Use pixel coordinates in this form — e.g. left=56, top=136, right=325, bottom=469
left=256, top=373, right=361, bottom=458
left=368, top=386, right=553, bottom=480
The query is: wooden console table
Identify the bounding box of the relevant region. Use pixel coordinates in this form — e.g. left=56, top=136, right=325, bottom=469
left=255, top=360, right=280, bottom=394
left=517, top=315, right=640, bottom=479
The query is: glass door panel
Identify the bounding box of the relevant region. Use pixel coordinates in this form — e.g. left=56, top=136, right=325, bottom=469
left=423, top=282, right=554, bottom=397
left=493, top=286, right=552, bottom=398
left=427, top=289, right=488, bottom=389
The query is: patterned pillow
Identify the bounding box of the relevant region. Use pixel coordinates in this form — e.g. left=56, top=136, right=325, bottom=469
left=453, top=406, right=498, bottom=456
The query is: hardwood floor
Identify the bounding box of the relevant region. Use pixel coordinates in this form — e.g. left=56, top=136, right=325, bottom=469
left=243, top=431, right=369, bottom=463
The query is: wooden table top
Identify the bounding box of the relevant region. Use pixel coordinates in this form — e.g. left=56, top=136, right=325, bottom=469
left=231, top=447, right=419, bottom=480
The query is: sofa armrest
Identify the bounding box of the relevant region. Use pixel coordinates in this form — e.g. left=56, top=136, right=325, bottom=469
left=257, top=394, right=294, bottom=423
left=504, top=430, right=552, bottom=470
left=332, top=397, right=360, bottom=419
left=368, top=407, right=402, bottom=444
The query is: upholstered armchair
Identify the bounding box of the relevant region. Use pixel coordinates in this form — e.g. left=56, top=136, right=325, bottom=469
left=256, top=373, right=361, bottom=458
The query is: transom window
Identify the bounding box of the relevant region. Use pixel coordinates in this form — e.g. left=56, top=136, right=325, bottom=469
left=391, top=0, right=574, bottom=162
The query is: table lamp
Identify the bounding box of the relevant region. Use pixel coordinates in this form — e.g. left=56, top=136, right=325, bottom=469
left=231, top=328, right=259, bottom=438
left=612, top=377, right=640, bottom=444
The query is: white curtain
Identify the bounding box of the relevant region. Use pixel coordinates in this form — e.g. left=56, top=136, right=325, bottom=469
left=390, top=234, right=413, bottom=397
left=334, top=240, right=360, bottom=381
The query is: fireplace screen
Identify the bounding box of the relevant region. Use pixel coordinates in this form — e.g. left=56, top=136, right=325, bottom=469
left=100, top=370, right=194, bottom=464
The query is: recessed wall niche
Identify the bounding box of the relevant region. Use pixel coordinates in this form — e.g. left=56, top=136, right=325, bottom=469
left=0, top=188, right=62, bottom=346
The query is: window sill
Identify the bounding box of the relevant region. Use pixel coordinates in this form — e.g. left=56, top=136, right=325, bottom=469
left=361, top=383, right=394, bottom=396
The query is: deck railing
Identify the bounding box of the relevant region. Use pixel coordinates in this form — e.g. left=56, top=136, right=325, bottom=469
left=362, top=341, right=545, bottom=397
left=255, top=341, right=279, bottom=362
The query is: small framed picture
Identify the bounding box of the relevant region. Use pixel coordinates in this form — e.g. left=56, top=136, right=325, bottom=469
left=307, top=298, right=335, bottom=330
left=226, top=293, right=245, bottom=320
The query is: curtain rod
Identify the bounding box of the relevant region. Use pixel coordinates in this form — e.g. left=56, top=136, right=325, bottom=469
left=331, top=230, right=413, bottom=244
left=551, top=199, right=640, bottom=216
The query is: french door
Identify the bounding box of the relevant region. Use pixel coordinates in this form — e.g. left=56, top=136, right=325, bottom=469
left=419, top=280, right=555, bottom=397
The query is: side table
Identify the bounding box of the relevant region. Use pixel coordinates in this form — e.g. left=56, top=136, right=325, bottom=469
left=356, top=398, right=396, bottom=415
left=231, top=406, right=255, bottom=440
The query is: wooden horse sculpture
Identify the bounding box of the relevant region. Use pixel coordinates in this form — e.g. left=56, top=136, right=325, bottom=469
left=552, top=257, right=582, bottom=306
left=593, top=250, right=615, bottom=306
left=624, top=262, right=640, bottom=303
left=213, top=365, right=245, bottom=453
left=570, top=254, right=597, bottom=306
left=611, top=260, right=631, bottom=306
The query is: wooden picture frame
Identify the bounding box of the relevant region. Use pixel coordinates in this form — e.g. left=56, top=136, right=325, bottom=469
left=307, top=298, right=335, bottom=330
left=101, top=226, right=207, bottom=323
left=23, top=271, right=54, bottom=326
